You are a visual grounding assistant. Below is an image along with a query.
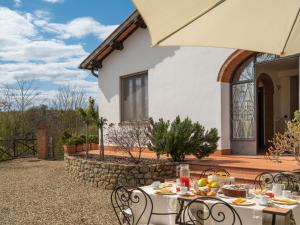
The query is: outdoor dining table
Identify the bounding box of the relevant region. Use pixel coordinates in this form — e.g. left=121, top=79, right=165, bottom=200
left=133, top=185, right=300, bottom=225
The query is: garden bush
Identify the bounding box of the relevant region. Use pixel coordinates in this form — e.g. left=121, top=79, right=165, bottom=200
left=147, top=116, right=219, bottom=162
left=62, top=133, right=83, bottom=145
left=146, top=118, right=170, bottom=160
left=63, top=136, right=78, bottom=145
left=88, top=135, right=99, bottom=143
left=62, top=131, right=72, bottom=144
left=106, top=121, right=148, bottom=164
left=0, top=146, right=10, bottom=161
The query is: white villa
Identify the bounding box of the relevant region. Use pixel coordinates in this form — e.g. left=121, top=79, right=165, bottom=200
left=80, top=11, right=299, bottom=156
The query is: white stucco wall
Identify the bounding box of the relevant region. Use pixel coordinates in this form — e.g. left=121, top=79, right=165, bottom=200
left=98, top=28, right=234, bottom=150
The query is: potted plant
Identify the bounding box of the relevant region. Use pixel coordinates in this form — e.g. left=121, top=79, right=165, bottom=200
left=89, top=135, right=99, bottom=150
left=94, top=116, right=107, bottom=161
left=77, top=97, right=97, bottom=158
left=62, top=136, right=77, bottom=155
left=75, top=135, right=85, bottom=152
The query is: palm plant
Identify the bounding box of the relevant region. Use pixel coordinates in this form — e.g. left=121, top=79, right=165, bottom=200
left=77, top=97, right=97, bottom=158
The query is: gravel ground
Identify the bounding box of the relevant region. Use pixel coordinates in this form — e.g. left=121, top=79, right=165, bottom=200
left=0, top=158, right=118, bottom=225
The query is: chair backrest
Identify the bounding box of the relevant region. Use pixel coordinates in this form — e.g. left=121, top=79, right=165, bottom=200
left=114, top=172, right=139, bottom=189
left=111, top=186, right=153, bottom=225
left=200, top=168, right=230, bottom=178
left=254, top=172, right=274, bottom=190
left=182, top=196, right=242, bottom=225
left=254, top=171, right=299, bottom=192
left=274, top=172, right=299, bottom=192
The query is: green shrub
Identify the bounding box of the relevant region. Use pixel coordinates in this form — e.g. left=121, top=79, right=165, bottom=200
left=0, top=146, right=10, bottom=161
left=146, top=117, right=169, bottom=160
left=62, top=132, right=89, bottom=145
left=72, top=135, right=84, bottom=145
left=166, top=116, right=195, bottom=162
left=88, top=135, right=99, bottom=144
left=189, top=124, right=219, bottom=159
left=147, top=116, right=219, bottom=162
left=64, top=136, right=77, bottom=145
left=62, top=131, right=72, bottom=144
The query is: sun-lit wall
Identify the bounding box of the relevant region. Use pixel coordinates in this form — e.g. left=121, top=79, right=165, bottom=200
left=97, top=28, right=234, bottom=151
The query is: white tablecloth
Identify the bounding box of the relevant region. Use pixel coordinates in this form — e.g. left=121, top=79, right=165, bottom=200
left=133, top=186, right=300, bottom=225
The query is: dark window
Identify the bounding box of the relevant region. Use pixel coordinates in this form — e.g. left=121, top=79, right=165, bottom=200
left=121, top=71, right=148, bottom=122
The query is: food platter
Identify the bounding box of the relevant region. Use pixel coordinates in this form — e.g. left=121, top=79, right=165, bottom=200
left=154, top=190, right=177, bottom=195
left=231, top=198, right=255, bottom=206
left=271, top=198, right=298, bottom=205
left=231, top=200, right=255, bottom=206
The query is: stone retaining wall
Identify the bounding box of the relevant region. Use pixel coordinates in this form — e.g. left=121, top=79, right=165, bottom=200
left=65, top=155, right=177, bottom=189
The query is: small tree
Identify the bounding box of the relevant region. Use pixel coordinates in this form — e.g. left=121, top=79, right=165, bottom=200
left=77, top=97, right=97, bottom=158
left=106, top=122, right=149, bottom=164
left=95, top=116, right=107, bottom=161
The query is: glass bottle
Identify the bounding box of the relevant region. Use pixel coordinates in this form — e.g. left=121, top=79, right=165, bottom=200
left=179, top=164, right=190, bottom=191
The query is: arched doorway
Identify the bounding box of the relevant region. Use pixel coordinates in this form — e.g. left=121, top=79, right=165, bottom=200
left=219, top=50, right=299, bottom=155
left=256, top=73, right=274, bottom=153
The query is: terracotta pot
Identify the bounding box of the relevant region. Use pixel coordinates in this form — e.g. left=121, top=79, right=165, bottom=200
left=63, top=145, right=76, bottom=154
left=83, top=143, right=91, bottom=151
left=91, top=143, right=99, bottom=150
left=76, top=144, right=84, bottom=152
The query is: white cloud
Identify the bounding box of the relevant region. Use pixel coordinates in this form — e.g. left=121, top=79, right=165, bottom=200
left=0, top=7, right=36, bottom=37
left=39, top=17, right=118, bottom=40
left=0, top=39, right=86, bottom=62
left=0, top=6, right=112, bottom=101
left=43, top=0, right=63, bottom=3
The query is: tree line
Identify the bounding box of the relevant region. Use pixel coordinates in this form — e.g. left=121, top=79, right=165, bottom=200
left=0, top=79, right=97, bottom=160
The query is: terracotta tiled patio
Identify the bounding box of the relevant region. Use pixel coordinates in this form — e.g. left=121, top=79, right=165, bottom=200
left=87, top=148, right=300, bottom=183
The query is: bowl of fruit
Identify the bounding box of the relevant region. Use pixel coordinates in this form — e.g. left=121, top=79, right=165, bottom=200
left=194, top=178, right=220, bottom=196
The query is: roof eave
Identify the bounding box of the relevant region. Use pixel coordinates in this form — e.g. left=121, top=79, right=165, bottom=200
left=79, top=10, right=145, bottom=71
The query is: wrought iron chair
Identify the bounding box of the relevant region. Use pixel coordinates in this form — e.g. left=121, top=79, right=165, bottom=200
left=179, top=196, right=243, bottom=225
left=253, top=172, right=274, bottom=190
left=274, top=172, right=300, bottom=192
left=114, top=173, right=137, bottom=189
left=111, top=185, right=177, bottom=225
left=254, top=171, right=299, bottom=192
left=199, top=168, right=230, bottom=178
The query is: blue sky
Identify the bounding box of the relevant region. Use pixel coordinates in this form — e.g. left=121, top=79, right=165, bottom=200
left=0, top=0, right=135, bottom=103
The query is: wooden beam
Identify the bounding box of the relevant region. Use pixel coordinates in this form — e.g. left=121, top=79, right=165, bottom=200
left=91, top=59, right=102, bottom=69
left=109, top=40, right=124, bottom=50
left=134, top=16, right=147, bottom=29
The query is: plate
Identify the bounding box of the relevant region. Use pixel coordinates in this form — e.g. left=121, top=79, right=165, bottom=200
left=152, top=187, right=163, bottom=190
left=271, top=198, right=298, bottom=205
left=178, top=191, right=195, bottom=197
left=231, top=200, right=255, bottom=206
left=159, top=183, right=173, bottom=188
left=155, top=190, right=176, bottom=195
left=217, top=193, right=233, bottom=199
left=217, top=193, right=255, bottom=199
left=257, top=202, right=272, bottom=206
